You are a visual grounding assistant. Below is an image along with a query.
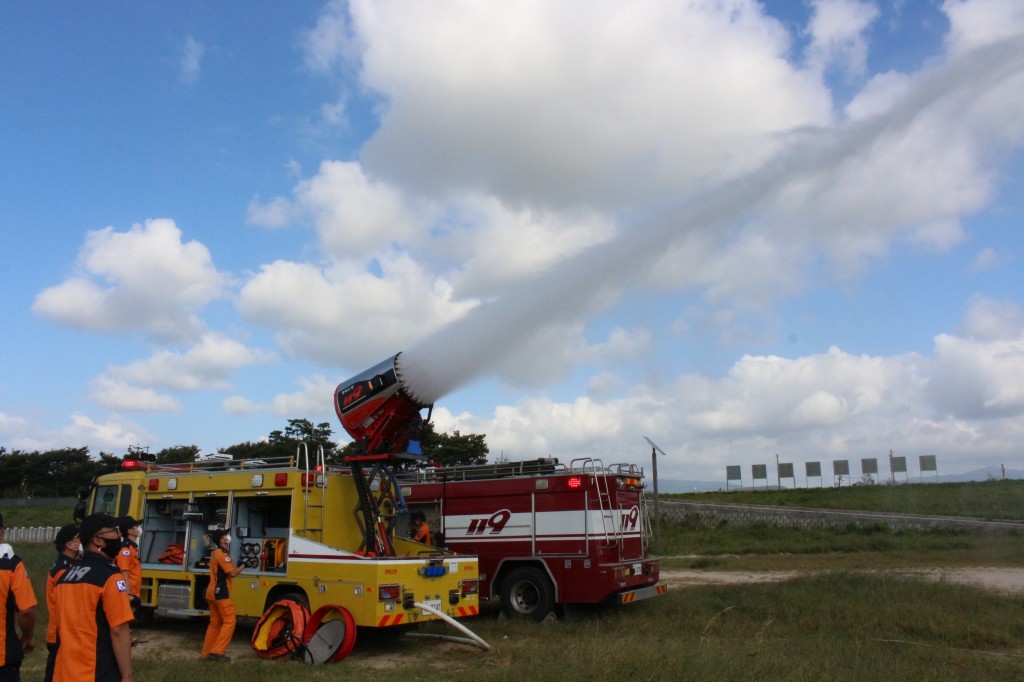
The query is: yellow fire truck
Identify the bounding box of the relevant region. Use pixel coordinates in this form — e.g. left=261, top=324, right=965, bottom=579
left=79, top=447, right=481, bottom=660
left=78, top=354, right=485, bottom=662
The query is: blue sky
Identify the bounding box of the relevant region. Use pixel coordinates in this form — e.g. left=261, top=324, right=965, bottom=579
left=2, top=1, right=1023, bottom=484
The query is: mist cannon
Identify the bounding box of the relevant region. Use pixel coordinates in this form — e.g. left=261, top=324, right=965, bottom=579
left=334, top=353, right=432, bottom=456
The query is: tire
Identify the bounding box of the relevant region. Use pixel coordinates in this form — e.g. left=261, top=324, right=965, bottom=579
left=268, top=590, right=309, bottom=611
left=500, top=567, right=555, bottom=622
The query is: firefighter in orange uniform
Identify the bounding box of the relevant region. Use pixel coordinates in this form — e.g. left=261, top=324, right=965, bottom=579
left=201, top=529, right=245, bottom=662
left=410, top=511, right=432, bottom=545
left=115, top=517, right=142, bottom=611
left=44, top=524, right=79, bottom=682
left=0, top=513, right=37, bottom=682
left=52, top=513, right=135, bottom=682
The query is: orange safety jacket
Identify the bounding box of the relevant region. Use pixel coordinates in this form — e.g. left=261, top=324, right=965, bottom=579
left=413, top=520, right=432, bottom=545
left=115, top=540, right=141, bottom=597
left=0, top=555, right=37, bottom=667
left=46, top=555, right=74, bottom=645
left=206, top=548, right=234, bottom=602
left=52, top=551, right=134, bottom=681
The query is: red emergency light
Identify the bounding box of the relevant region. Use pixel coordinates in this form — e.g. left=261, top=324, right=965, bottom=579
left=567, top=476, right=582, bottom=489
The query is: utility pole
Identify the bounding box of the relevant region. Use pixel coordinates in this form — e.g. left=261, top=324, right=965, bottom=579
left=643, top=437, right=667, bottom=555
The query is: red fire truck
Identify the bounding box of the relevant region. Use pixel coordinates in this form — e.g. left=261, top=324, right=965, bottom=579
left=399, top=457, right=667, bottom=621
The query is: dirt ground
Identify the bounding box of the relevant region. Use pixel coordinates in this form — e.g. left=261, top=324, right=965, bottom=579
left=660, top=566, right=1024, bottom=594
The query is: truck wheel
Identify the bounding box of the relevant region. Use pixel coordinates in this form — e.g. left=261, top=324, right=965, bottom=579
left=500, top=567, right=555, bottom=622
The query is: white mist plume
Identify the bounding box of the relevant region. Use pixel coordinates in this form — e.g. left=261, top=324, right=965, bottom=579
left=399, top=36, right=1024, bottom=405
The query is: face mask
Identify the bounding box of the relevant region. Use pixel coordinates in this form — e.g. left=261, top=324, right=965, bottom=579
left=100, top=536, right=121, bottom=559
left=223, top=535, right=232, bottom=544
left=135, top=526, right=143, bottom=535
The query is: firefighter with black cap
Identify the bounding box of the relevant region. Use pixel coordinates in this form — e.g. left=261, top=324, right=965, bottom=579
left=0, top=511, right=37, bottom=682
left=52, top=513, right=135, bottom=682
left=43, top=524, right=79, bottom=682
left=115, top=516, right=142, bottom=610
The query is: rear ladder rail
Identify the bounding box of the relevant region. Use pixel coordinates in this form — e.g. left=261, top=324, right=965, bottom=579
left=571, top=458, right=623, bottom=551
left=298, top=442, right=326, bottom=539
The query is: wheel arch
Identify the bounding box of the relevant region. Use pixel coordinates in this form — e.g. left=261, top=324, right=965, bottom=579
left=262, top=584, right=310, bottom=612
left=492, top=558, right=558, bottom=602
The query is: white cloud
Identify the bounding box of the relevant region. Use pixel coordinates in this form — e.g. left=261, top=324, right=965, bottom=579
left=958, top=295, right=1023, bottom=341
left=33, top=219, right=227, bottom=343
left=304, top=0, right=361, bottom=73
left=282, top=0, right=1024, bottom=392
left=90, top=377, right=181, bottom=412
left=249, top=161, right=431, bottom=260
left=61, top=413, right=154, bottom=454
left=943, top=0, right=1024, bottom=55
left=222, top=395, right=260, bottom=416
left=966, top=246, right=1011, bottom=272
left=436, top=326, right=1024, bottom=481
left=1, top=411, right=157, bottom=455
left=106, top=333, right=275, bottom=392
left=179, top=36, right=205, bottom=85
left=223, top=375, right=337, bottom=418
left=246, top=196, right=296, bottom=229
left=341, top=0, right=832, bottom=206
left=805, top=0, right=880, bottom=77
left=441, top=197, right=616, bottom=298
left=237, top=255, right=476, bottom=367
left=928, top=298, right=1024, bottom=419
left=930, top=337, right=1024, bottom=419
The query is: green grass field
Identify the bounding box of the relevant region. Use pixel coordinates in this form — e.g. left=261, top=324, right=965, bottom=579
left=8, top=480, right=1024, bottom=680
left=666, top=478, right=1024, bottom=520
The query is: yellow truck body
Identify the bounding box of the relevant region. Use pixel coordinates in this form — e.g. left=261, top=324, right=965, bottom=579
left=85, top=455, right=479, bottom=627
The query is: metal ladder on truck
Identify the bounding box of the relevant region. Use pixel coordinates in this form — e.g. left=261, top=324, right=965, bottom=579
left=297, top=442, right=326, bottom=542
left=571, top=458, right=624, bottom=552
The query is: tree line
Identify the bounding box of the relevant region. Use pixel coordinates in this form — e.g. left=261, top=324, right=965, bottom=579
left=0, top=418, right=489, bottom=499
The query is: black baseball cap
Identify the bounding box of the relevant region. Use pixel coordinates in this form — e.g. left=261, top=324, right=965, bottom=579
left=54, top=524, right=80, bottom=549
left=117, top=515, right=140, bottom=530
left=79, top=513, right=118, bottom=544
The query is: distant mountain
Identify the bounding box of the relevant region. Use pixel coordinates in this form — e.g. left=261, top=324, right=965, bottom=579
left=656, top=479, right=725, bottom=493
left=655, top=466, right=1024, bottom=493
left=934, top=466, right=1024, bottom=483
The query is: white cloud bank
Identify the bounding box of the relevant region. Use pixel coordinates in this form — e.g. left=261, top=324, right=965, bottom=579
left=33, top=219, right=227, bottom=344
left=434, top=297, right=1024, bottom=480
left=20, top=2, right=1024, bottom=477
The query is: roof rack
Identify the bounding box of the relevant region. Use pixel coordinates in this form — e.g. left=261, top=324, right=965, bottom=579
left=147, top=455, right=297, bottom=473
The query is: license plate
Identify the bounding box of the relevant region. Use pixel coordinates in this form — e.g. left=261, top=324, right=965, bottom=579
left=420, top=599, right=442, bottom=615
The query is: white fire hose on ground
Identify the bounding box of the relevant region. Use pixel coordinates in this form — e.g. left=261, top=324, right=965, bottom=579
left=408, top=601, right=491, bottom=651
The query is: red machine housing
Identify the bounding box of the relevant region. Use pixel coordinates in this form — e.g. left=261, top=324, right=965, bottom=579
left=401, top=458, right=666, bottom=620
left=334, top=353, right=429, bottom=456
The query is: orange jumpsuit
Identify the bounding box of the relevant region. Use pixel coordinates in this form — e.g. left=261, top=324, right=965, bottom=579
left=52, top=551, right=134, bottom=682
left=0, top=555, right=37, bottom=674
left=413, top=519, right=432, bottom=545
left=201, top=548, right=237, bottom=658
